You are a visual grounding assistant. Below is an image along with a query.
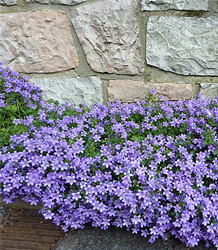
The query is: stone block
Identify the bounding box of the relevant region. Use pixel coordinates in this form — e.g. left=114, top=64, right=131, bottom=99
left=141, top=0, right=208, bottom=11
left=200, top=83, right=218, bottom=99
left=147, top=16, right=218, bottom=76
left=25, top=0, right=86, bottom=5
left=0, top=0, right=16, bottom=5
left=0, top=10, right=79, bottom=73
left=108, top=80, right=192, bottom=102
left=71, top=0, right=144, bottom=75
left=31, top=77, right=103, bottom=106
left=150, top=83, right=193, bottom=100
left=108, top=80, right=146, bottom=102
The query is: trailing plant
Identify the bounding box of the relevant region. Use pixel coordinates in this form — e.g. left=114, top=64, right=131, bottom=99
left=0, top=63, right=218, bottom=248
left=0, top=63, right=42, bottom=147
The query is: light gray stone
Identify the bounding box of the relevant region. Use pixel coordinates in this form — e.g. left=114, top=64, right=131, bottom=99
left=25, top=0, right=85, bottom=5
left=0, top=10, right=79, bottom=73
left=147, top=16, right=218, bottom=76
left=141, top=0, right=208, bottom=11
left=200, top=83, right=218, bottom=99
left=31, top=77, right=103, bottom=106
left=0, top=0, right=16, bottom=5
left=71, top=0, right=144, bottom=75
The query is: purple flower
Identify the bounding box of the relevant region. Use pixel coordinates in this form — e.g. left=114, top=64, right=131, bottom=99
left=151, top=89, right=156, bottom=96
left=1, top=64, right=218, bottom=249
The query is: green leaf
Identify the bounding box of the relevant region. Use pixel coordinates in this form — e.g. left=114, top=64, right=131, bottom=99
left=131, top=135, right=143, bottom=141
left=5, top=105, right=18, bottom=113
left=9, top=116, right=16, bottom=121
left=213, top=149, right=218, bottom=156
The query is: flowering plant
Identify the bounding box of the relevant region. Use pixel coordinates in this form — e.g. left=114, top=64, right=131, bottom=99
left=0, top=64, right=218, bottom=248
left=0, top=63, right=42, bottom=147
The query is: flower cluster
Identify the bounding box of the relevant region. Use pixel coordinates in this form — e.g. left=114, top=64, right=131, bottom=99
left=0, top=63, right=42, bottom=147
left=0, top=64, right=218, bottom=248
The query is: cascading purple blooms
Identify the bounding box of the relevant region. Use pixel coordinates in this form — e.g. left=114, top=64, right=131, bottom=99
left=0, top=62, right=42, bottom=147
left=0, top=67, right=218, bottom=248
left=0, top=62, right=42, bottom=110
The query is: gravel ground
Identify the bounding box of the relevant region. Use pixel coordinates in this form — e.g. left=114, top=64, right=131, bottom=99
left=56, top=224, right=217, bottom=250
left=1, top=204, right=217, bottom=250
left=0, top=203, right=11, bottom=230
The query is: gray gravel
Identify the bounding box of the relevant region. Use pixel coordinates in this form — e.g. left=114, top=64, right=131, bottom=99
left=0, top=203, right=9, bottom=218
left=0, top=203, right=10, bottom=229
left=1, top=203, right=216, bottom=250
left=56, top=224, right=216, bottom=250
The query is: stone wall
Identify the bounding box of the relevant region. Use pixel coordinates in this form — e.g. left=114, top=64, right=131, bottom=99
left=1, top=0, right=218, bottom=105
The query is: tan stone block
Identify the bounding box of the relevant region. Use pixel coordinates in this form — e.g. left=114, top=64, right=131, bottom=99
left=151, top=83, right=193, bottom=100
left=108, top=80, right=147, bottom=102
left=108, top=80, right=193, bottom=102
left=0, top=10, right=79, bottom=73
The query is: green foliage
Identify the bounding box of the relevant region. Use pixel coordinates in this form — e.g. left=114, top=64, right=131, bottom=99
left=0, top=67, right=42, bottom=148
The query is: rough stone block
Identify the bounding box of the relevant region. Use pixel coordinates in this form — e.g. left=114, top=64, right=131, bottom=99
left=108, top=80, right=146, bottom=102
left=0, top=10, right=79, bottom=73
left=0, top=0, right=16, bottom=5
left=25, top=0, right=86, bottom=5
left=141, top=0, right=208, bottom=11
left=200, top=83, right=218, bottom=99
left=150, top=83, right=193, bottom=100
left=31, top=77, right=103, bottom=106
left=71, top=0, right=144, bottom=75
left=147, top=16, right=218, bottom=76
left=108, top=80, right=192, bottom=102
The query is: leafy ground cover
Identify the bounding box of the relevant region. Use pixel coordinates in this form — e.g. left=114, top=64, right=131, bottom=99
left=0, top=63, right=218, bottom=248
